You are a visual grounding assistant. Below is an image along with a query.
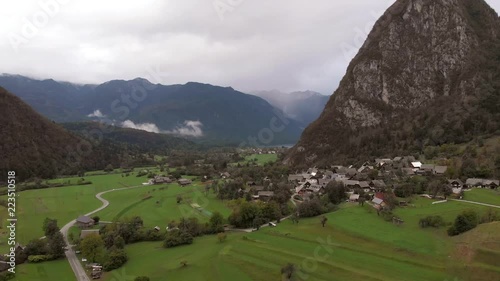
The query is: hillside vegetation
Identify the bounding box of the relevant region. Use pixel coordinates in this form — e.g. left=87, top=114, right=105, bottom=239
left=287, top=0, right=500, bottom=167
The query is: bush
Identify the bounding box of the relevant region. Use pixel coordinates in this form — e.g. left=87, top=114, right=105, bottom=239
left=0, top=272, right=14, bottom=281
left=163, top=230, right=193, bottom=248
left=297, top=199, right=325, bottom=218
left=134, top=277, right=150, bottom=281
left=419, top=216, right=446, bottom=228
left=27, top=255, right=53, bottom=263
left=103, top=249, right=128, bottom=271
left=217, top=232, right=227, bottom=243
left=379, top=209, right=394, bottom=222
left=448, top=210, right=479, bottom=236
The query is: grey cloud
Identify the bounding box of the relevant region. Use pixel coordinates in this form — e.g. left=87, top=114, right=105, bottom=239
left=121, top=120, right=160, bottom=133
left=1, top=0, right=499, bottom=94
left=87, top=109, right=105, bottom=118
left=165, top=121, right=204, bottom=138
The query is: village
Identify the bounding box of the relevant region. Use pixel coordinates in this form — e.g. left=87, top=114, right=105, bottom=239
left=286, top=156, right=499, bottom=210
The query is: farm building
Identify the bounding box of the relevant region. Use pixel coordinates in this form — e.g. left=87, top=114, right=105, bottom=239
left=349, top=194, right=360, bottom=202
left=178, top=179, right=192, bottom=186
left=76, top=216, right=94, bottom=228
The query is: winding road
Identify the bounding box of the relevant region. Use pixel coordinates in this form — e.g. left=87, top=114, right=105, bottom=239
left=59, top=186, right=302, bottom=280
left=60, top=185, right=144, bottom=281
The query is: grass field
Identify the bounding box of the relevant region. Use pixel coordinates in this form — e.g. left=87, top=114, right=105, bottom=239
left=95, top=182, right=231, bottom=228
left=463, top=188, right=500, bottom=206
left=0, top=173, right=149, bottom=252
left=1, top=171, right=159, bottom=281
left=101, top=199, right=500, bottom=281
left=232, top=154, right=278, bottom=166
left=12, top=259, right=76, bottom=281
left=4, top=170, right=499, bottom=281
left=450, top=222, right=500, bottom=280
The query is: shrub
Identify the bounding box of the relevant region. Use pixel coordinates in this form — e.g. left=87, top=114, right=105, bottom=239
left=217, top=232, right=227, bottom=243
left=163, top=230, right=193, bottom=248
left=27, top=255, right=52, bottom=263
left=379, top=209, right=394, bottom=222
left=103, top=249, right=128, bottom=271
left=448, top=210, right=479, bottom=236
left=419, top=216, right=446, bottom=228
left=297, top=199, right=324, bottom=218
left=0, top=272, right=14, bottom=281
left=134, top=277, right=150, bottom=281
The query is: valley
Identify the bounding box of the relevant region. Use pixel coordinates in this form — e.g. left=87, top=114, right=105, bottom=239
left=1, top=0, right=500, bottom=280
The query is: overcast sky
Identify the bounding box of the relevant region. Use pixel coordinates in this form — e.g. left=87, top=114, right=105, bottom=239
left=1, top=0, right=499, bottom=95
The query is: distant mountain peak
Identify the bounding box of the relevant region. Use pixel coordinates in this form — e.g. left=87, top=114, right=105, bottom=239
left=286, top=0, right=500, bottom=167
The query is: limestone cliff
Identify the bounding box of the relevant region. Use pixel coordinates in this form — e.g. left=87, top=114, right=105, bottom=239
left=286, top=0, right=500, bottom=167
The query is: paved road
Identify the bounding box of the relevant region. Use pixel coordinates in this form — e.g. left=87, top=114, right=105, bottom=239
left=60, top=185, right=143, bottom=281
left=450, top=199, right=500, bottom=209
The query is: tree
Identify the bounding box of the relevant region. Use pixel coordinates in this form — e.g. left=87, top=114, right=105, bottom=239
left=325, top=182, right=347, bottom=204
left=448, top=210, right=479, bottom=236
left=24, top=239, right=48, bottom=256
left=80, top=234, right=105, bottom=263
left=217, top=232, right=227, bottom=243
left=92, top=216, right=100, bottom=224
left=359, top=197, right=366, bottom=206
left=163, top=230, right=193, bottom=248
left=103, top=249, right=128, bottom=271
left=42, top=218, right=59, bottom=237
left=281, top=263, right=296, bottom=281
left=253, top=217, right=267, bottom=230
left=297, top=199, right=324, bottom=218
left=47, top=231, right=66, bottom=258
left=134, top=277, right=150, bottom=281
left=114, top=236, right=126, bottom=249
left=209, top=212, right=225, bottom=233
left=290, top=212, right=299, bottom=224
left=321, top=216, right=328, bottom=227
left=394, top=184, right=414, bottom=198
left=262, top=201, right=281, bottom=221
left=104, top=164, right=114, bottom=172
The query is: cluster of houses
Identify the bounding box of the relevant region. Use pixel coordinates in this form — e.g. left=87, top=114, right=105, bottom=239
left=145, top=176, right=192, bottom=186
left=243, top=181, right=275, bottom=201
left=287, top=156, right=499, bottom=209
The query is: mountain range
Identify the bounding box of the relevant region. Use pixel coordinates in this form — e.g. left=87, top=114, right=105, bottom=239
left=0, top=86, right=195, bottom=180
left=286, top=0, right=500, bottom=167
left=0, top=75, right=310, bottom=145
left=250, top=90, right=329, bottom=125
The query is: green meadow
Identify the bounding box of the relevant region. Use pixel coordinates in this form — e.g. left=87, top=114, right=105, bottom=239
left=95, top=182, right=232, bottom=228
left=100, top=200, right=500, bottom=281
left=0, top=173, right=148, bottom=252
left=463, top=188, right=500, bottom=206
left=4, top=170, right=500, bottom=281
left=232, top=154, right=278, bottom=166
left=12, top=259, right=75, bottom=281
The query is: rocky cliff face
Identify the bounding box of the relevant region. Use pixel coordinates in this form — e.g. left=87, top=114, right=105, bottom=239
left=286, top=0, right=500, bottom=167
